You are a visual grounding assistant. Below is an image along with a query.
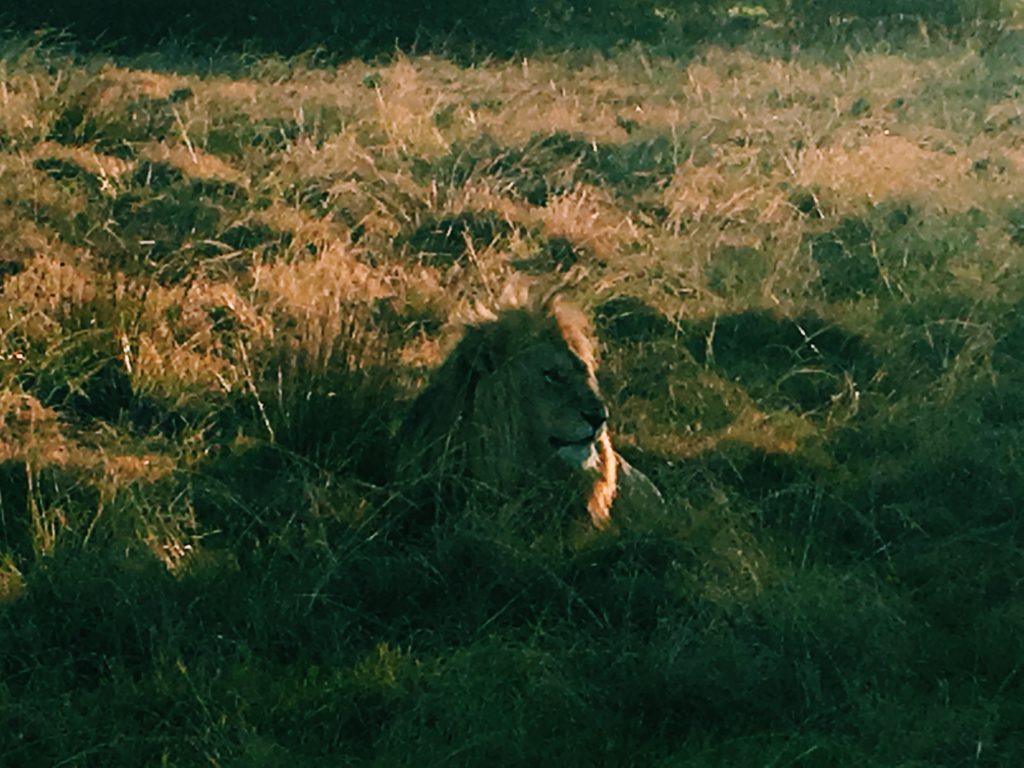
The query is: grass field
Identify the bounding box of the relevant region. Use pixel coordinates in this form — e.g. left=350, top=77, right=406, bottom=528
left=2, top=14, right=1024, bottom=766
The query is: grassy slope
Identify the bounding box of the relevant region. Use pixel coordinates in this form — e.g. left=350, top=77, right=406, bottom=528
left=1, top=22, right=1024, bottom=767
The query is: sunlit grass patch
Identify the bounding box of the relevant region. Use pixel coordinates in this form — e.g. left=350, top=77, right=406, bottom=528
left=798, top=132, right=980, bottom=210
left=0, top=553, right=24, bottom=603
left=0, top=390, right=68, bottom=466
left=136, top=142, right=249, bottom=188
left=3, top=243, right=95, bottom=299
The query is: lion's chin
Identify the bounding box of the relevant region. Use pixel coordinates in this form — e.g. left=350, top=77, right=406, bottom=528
left=554, top=441, right=601, bottom=471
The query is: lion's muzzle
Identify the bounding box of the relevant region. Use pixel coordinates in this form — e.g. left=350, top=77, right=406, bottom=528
left=551, top=428, right=605, bottom=470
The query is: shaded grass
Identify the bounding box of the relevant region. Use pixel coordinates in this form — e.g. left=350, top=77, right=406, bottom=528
left=1, top=0, right=1017, bottom=63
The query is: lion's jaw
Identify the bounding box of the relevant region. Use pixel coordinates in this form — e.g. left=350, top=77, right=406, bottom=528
left=551, top=429, right=604, bottom=470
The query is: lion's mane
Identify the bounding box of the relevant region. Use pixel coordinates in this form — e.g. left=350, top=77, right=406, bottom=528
left=397, top=298, right=648, bottom=527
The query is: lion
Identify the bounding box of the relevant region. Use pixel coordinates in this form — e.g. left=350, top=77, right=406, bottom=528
left=396, top=295, right=663, bottom=527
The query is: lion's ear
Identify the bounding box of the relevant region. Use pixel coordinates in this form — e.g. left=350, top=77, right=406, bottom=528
left=540, top=284, right=566, bottom=314
left=539, top=267, right=586, bottom=315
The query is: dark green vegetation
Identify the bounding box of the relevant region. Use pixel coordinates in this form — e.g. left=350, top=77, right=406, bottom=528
left=3, top=13, right=1024, bottom=767
left=0, top=0, right=1015, bottom=59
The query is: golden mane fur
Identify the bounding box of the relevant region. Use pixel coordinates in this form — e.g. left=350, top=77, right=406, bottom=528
left=397, top=296, right=660, bottom=527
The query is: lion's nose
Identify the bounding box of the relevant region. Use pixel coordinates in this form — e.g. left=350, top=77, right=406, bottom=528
left=584, top=405, right=608, bottom=433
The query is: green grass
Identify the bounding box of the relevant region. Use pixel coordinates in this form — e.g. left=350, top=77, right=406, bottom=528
left=3, top=17, right=1024, bottom=767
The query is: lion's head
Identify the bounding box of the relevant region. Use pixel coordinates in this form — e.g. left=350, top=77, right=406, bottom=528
left=396, top=297, right=622, bottom=527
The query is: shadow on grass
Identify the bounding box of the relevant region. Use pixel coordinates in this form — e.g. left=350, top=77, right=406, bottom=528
left=1, top=1, right=708, bottom=61
left=0, top=484, right=918, bottom=766
left=4, top=315, right=1024, bottom=764
left=1, top=0, right=1002, bottom=66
